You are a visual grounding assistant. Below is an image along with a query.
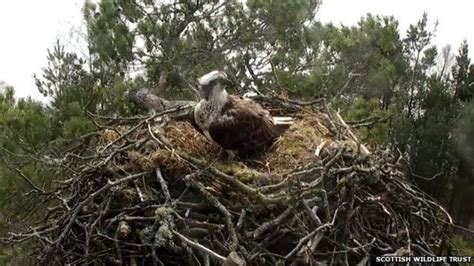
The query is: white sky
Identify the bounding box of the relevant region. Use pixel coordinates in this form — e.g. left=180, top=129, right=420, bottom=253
left=0, top=0, right=83, bottom=101
left=0, top=0, right=473, bottom=101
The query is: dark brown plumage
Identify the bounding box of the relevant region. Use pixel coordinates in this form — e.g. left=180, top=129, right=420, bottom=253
left=193, top=71, right=293, bottom=156
left=208, top=95, right=288, bottom=154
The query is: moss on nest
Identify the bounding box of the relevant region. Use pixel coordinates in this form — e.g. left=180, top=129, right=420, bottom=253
left=214, top=162, right=262, bottom=182
left=259, top=115, right=328, bottom=174
left=112, top=111, right=359, bottom=181
left=143, top=113, right=335, bottom=179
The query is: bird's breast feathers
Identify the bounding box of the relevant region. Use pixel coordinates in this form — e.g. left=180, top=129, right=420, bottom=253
left=194, top=100, right=227, bottom=142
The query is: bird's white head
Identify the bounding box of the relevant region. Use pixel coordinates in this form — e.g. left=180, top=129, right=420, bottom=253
left=198, top=70, right=232, bottom=100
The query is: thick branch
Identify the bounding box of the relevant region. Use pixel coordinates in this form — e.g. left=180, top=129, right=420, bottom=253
left=128, top=88, right=196, bottom=120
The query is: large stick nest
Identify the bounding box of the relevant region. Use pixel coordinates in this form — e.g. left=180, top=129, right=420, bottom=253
left=4, top=98, right=453, bottom=265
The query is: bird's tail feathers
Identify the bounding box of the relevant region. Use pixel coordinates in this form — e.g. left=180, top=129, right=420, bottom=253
left=272, top=116, right=293, bottom=136
left=273, top=116, right=294, bottom=125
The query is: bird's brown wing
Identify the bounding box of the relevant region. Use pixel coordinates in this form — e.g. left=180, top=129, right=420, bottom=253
left=209, top=95, right=277, bottom=154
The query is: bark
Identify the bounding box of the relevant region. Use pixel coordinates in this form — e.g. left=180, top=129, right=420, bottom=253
left=128, top=88, right=196, bottom=121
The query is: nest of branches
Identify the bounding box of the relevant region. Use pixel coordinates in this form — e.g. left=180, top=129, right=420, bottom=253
left=3, top=98, right=453, bottom=265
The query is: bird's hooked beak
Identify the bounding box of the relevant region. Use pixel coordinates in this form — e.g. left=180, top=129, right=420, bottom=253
left=214, top=70, right=232, bottom=88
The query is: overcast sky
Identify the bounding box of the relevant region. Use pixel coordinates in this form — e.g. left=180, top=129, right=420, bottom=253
left=1, top=0, right=473, bottom=101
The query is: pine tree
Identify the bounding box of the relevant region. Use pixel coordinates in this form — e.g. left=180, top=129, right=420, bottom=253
left=452, top=41, right=473, bottom=102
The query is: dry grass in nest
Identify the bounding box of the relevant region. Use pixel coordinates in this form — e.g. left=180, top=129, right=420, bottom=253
left=148, top=149, right=190, bottom=173
left=257, top=114, right=330, bottom=174
left=122, top=122, right=220, bottom=174
left=154, top=114, right=331, bottom=179
left=163, top=122, right=220, bottom=160
left=100, top=113, right=334, bottom=181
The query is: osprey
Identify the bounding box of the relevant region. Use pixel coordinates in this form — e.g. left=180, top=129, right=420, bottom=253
left=193, top=70, right=293, bottom=156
